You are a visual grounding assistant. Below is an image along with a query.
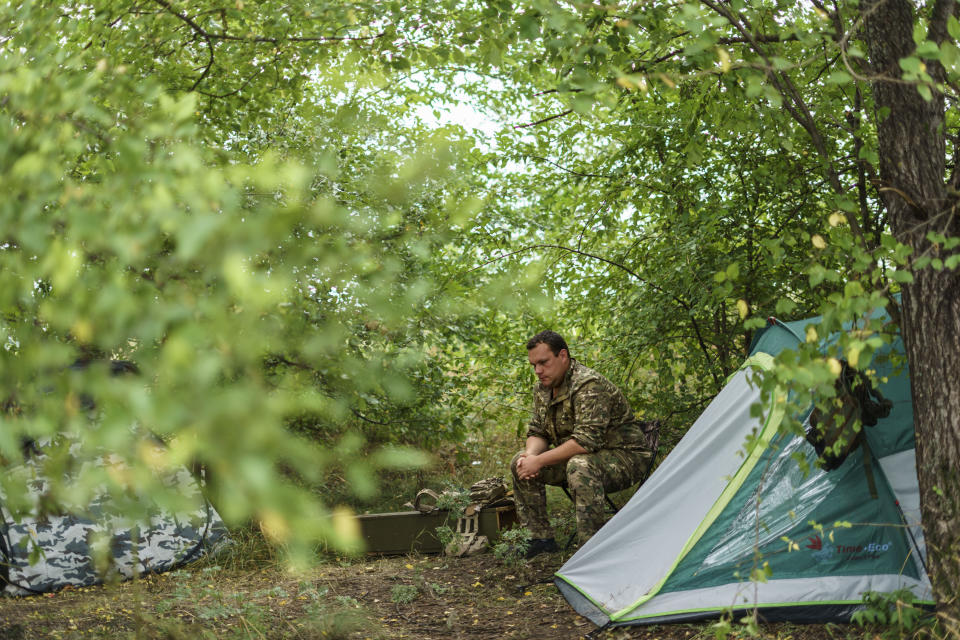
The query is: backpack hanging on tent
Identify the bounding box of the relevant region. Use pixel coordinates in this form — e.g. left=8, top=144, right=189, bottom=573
left=806, top=359, right=893, bottom=471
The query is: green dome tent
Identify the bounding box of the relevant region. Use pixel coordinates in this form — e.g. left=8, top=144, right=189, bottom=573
left=555, top=311, right=932, bottom=627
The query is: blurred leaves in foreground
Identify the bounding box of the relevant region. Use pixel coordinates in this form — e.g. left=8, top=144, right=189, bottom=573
left=0, top=1, right=491, bottom=562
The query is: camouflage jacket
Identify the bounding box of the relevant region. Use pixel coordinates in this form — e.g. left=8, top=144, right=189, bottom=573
left=526, top=359, right=648, bottom=453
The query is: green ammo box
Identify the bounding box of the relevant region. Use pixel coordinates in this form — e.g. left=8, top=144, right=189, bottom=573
left=354, top=505, right=518, bottom=555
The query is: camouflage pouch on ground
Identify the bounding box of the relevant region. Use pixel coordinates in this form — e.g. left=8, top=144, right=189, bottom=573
left=468, top=477, right=509, bottom=507
left=443, top=512, right=488, bottom=557
left=406, top=488, right=465, bottom=514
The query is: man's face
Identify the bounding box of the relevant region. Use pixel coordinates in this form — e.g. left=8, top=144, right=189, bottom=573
left=528, top=342, right=570, bottom=389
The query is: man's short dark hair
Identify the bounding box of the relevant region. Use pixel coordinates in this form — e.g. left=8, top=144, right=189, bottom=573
left=526, top=330, right=569, bottom=356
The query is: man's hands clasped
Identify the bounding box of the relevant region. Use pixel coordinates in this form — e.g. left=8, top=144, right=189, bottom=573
left=515, top=453, right=544, bottom=480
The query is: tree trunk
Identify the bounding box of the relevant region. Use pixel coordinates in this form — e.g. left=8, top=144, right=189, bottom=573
left=864, top=0, right=960, bottom=628
left=902, top=269, right=960, bottom=630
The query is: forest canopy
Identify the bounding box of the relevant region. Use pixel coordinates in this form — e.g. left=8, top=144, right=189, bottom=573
left=1, top=0, right=958, bottom=619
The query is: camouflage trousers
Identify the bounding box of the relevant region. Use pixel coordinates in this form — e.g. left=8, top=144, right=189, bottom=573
left=510, top=448, right=651, bottom=543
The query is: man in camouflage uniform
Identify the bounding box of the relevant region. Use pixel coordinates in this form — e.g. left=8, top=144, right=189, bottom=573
left=511, top=330, right=652, bottom=557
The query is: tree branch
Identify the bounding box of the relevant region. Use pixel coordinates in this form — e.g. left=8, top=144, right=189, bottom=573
left=350, top=409, right=391, bottom=426
left=190, top=25, right=215, bottom=91
left=465, top=243, right=723, bottom=387
left=515, top=109, right=574, bottom=129
left=151, top=0, right=385, bottom=45
left=701, top=0, right=868, bottom=246
left=524, top=154, right=615, bottom=179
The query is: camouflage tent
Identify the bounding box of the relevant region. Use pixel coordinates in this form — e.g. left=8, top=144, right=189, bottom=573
left=1, top=439, right=229, bottom=596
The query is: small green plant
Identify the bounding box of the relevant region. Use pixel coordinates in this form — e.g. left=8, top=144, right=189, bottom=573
left=155, top=570, right=198, bottom=616
left=852, top=589, right=935, bottom=638
left=548, top=508, right=577, bottom=543
left=154, top=567, right=271, bottom=623
left=428, top=582, right=448, bottom=596
left=493, top=526, right=532, bottom=567
left=390, top=583, right=419, bottom=604
left=433, top=485, right=472, bottom=553
left=435, top=486, right=471, bottom=517
left=253, top=585, right=290, bottom=598
left=711, top=614, right=732, bottom=640
left=710, top=612, right=761, bottom=639
left=198, top=591, right=250, bottom=621
left=298, top=600, right=378, bottom=640
left=435, top=524, right=456, bottom=550
left=297, top=581, right=329, bottom=601
left=335, top=595, right=360, bottom=608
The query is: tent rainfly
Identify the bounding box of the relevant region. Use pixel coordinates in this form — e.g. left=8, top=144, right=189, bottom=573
left=2, top=358, right=228, bottom=596
left=555, top=311, right=932, bottom=627
left=1, top=438, right=229, bottom=596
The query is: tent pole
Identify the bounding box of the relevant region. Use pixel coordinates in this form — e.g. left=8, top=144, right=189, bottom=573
left=894, top=499, right=930, bottom=577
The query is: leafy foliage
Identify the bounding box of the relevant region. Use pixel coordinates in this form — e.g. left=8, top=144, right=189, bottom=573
left=492, top=526, right=532, bottom=568
left=435, top=485, right=472, bottom=517
left=3, top=3, right=958, bottom=615
left=449, top=0, right=959, bottom=617
left=0, top=1, right=497, bottom=560
left=852, top=589, right=937, bottom=639
left=389, top=583, right=420, bottom=605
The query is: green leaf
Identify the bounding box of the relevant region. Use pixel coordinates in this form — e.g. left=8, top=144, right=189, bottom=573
left=913, top=21, right=927, bottom=45
left=826, top=70, right=852, bottom=85
left=916, top=40, right=940, bottom=59
left=890, top=270, right=915, bottom=283
left=899, top=56, right=922, bottom=73
left=809, top=264, right=827, bottom=286
left=571, top=93, right=594, bottom=114
left=949, top=15, right=960, bottom=41
left=371, top=446, right=431, bottom=469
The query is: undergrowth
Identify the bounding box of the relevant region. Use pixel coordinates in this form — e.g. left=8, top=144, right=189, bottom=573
left=852, top=589, right=943, bottom=639
left=492, top=526, right=532, bottom=568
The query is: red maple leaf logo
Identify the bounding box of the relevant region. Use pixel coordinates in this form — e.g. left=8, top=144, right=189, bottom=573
left=806, top=535, right=822, bottom=550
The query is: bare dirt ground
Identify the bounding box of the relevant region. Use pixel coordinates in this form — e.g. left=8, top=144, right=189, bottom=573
left=0, top=550, right=855, bottom=640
